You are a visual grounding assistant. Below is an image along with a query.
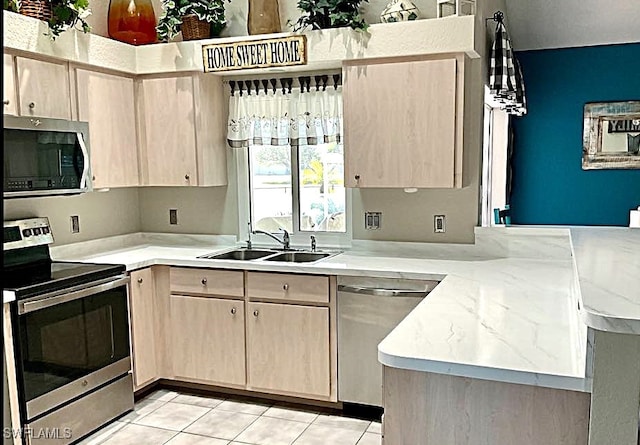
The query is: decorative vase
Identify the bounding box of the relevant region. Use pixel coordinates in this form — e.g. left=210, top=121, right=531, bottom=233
left=247, top=0, right=281, bottom=35
left=108, top=0, right=157, bottom=45
left=380, top=0, right=421, bottom=23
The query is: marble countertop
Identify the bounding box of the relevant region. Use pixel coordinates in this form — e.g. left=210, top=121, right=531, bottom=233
left=6, top=227, right=637, bottom=393
left=570, top=227, right=640, bottom=335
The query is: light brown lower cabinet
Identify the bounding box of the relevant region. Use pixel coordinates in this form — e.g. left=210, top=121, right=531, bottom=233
left=129, top=268, right=158, bottom=390
left=170, top=295, right=246, bottom=386
left=246, top=302, right=330, bottom=398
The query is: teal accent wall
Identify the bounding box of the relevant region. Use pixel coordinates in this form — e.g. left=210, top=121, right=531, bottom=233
left=510, top=43, right=640, bottom=226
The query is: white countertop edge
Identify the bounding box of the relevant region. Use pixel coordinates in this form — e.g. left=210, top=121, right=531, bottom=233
left=378, top=350, right=591, bottom=393
left=579, top=310, right=640, bottom=335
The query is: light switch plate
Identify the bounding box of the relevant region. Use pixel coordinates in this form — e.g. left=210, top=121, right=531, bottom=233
left=365, top=212, right=382, bottom=230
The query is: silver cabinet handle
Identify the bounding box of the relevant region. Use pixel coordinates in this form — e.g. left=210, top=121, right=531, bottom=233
left=185, top=174, right=190, bottom=180
left=253, top=310, right=259, bottom=317
left=201, top=278, right=207, bottom=285
left=28, top=101, right=36, bottom=109
left=283, top=283, right=289, bottom=291
left=231, top=307, right=237, bottom=315
left=137, top=277, right=143, bottom=284
left=337, top=284, right=432, bottom=298
left=81, top=380, right=88, bottom=387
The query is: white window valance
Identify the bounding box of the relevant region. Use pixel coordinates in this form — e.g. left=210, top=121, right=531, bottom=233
left=227, top=86, right=343, bottom=148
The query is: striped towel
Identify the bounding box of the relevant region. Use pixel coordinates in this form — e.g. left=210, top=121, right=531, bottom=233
left=489, top=22, right=527, bottom=116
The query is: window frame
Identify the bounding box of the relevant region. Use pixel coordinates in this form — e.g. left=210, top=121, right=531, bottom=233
left=235, top=145, right=352, bottom=251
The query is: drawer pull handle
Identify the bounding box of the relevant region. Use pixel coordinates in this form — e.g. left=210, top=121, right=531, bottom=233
left=185, top=174, right=190, bottom=180
left=81, top=380, right=88, bottom=387
left=230, top=307, right=237, bottom=315
left=137, top=278, right=143, bottom=284
left=253, top=310, right=259, bottom=317
left=283, top=283, right=289, bottom=291
left=201, top=278, right=207, bottom=285
left=29, top=101, right=36, bottom=109
left=3, top=100, right=9, bottom=105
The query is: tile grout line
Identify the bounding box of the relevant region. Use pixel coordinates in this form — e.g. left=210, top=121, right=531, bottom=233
left=229, top=411, right=265, bottom=443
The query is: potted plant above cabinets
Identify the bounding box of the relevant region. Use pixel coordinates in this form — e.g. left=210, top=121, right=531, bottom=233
left=156, top=0, right=230, bottom=42
left=292, top=0, right=370, bottom=32
left=5, top=0, right=91, bottom=38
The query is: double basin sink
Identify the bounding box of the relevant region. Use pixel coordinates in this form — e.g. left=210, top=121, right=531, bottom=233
left=198, top=248, right=337, bottom=263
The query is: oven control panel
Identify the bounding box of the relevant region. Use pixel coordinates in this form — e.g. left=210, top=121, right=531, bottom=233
left=3, top=217, right=54, bottom=250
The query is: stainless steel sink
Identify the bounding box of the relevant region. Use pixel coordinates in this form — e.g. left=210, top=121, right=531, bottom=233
left=198, top=249, right=276, bottom=260
left=263, top=251, right=332, bottom=263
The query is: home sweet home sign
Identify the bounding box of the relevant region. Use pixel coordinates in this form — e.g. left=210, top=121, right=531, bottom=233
left=202, top=35, right=307, bottom=73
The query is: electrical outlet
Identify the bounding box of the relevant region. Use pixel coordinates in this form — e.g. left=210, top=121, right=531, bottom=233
left=434, top=215, right=446, bottom=233
left=70, top=215, right=80, bottom=233
left=365, top=212, right=382, bottom=230
left=169, top=209, right=178, bottom=225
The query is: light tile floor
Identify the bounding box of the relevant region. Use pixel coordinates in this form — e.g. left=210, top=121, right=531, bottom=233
left=78, top=389, right=382, bottom=445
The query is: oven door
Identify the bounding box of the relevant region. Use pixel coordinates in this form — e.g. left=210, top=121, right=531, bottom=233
left=13, top=276, right=131, bottom=421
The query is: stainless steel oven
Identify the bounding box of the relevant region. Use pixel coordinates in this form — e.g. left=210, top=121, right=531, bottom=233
left=4, top=218, right=133, bottom=445
left=3, top=116, right=92, bottom=198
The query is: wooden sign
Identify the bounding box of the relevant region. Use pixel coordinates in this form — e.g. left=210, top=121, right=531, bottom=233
left=202, top=35, right=307, bottom=73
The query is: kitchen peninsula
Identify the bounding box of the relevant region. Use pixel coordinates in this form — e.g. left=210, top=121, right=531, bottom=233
left=20, top=226, right=637, bottom=445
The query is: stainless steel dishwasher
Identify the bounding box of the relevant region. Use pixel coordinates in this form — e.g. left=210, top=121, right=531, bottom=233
left=337, top=276, right=440, bottom=407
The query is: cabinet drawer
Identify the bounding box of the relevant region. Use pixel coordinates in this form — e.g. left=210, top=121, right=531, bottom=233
left=170, top=268, right=244, bottom=297
left=247, top=272, right=329, bottom=304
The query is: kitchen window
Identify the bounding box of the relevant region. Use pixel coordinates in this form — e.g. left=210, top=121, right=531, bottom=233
left=229, top=75, right=350, bottom=248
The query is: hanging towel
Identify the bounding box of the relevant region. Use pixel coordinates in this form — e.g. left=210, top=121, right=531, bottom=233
left=489, top=22, right=527, bottom=116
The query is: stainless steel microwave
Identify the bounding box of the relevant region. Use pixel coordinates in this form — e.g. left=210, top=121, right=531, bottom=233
left=3, top=116, right=92, bottom=198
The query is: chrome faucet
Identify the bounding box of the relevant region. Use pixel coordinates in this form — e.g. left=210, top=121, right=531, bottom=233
left=310, top=235, right=316, bottom=252
left=246, top=222, right=253, bottom=249
left=253, top=228, right=290, bottom=250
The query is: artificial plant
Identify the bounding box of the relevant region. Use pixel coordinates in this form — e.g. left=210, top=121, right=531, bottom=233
left=3, top=0, right=91, bottom=38
left=293, top=0, right=370, bottom=32
left=156, top=0, right=230, bottom=42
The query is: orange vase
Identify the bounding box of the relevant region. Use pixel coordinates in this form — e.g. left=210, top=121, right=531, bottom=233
left=108, top=0, right=157, bottom=45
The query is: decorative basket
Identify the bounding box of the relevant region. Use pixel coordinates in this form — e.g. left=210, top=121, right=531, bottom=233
left=19, top=0, right=52, bottom=22
left=181, top=14, right=211, bottom=41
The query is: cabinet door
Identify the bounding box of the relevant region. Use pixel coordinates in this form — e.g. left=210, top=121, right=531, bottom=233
left=3, top=54, right=17, bottom=116
left=16, top=57, right=71, bottom=120
left=170, top=295, right=245, bottom=386
left=247, top=302, right=330, bottom=398
left=129, top=268, right=157, bottom=389
left=76, top=69, right=140, bottom=188
left=139, top=76, right=197, bottom=186
left=343, top=58, right=457, bottom=188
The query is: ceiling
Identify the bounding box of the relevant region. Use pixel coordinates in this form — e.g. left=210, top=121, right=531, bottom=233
left=504, top=0, right=640, bottom=51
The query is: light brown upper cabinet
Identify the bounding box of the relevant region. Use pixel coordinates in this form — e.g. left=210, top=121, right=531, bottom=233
left=343, top=55, right=464, bottom=188
left=129, top=268, right=158, bottom=390
left=3, top=54, right=17, bottom=116
left=75, top=69, right=140, bottom=188
left=137, top=74, right=228, bottom=187
left=16, top=57, right=72, bottom=120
